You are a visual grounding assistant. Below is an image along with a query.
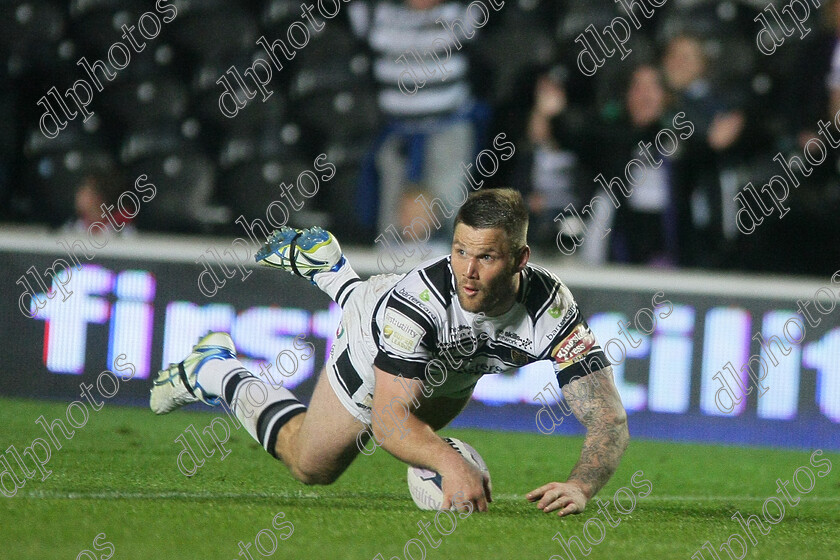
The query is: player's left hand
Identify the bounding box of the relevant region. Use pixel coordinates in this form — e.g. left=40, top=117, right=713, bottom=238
left=526, top=482, right=587, bottom=517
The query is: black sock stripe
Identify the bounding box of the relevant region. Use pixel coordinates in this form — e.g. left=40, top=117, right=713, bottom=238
left=263, top=405, right=307, bottom=459
left=257, top=400, right=300, bottom=442
left=223, top=370, right=252, bottom=405
left=289, top=231, right=303, bottom=278
left=336, top=277, right=362, bottom=307
left=178, top=363, right=197, bottom=398
left=259, top=403, right=306, bottom=449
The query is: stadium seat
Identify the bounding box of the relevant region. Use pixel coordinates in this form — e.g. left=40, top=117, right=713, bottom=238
left=118, top=124, right=203, bottom=165
left=260, top=0, right=305, bottom=34
left=68, top=0, right=149, bottom=53
left=0, top=0, right=66, bottom=51
left=316, top=139, right=372, bottom=238
left=24, top=122, right=105, bottom=157
left=0, top=0, right=68, bottom=78
left=0, top=65, right=19, bottom=209
left=128, top=152, right=225, bottom=233
left=113, top=41, right=182, bottom=82
left=483, top=0, right=559, bottom=34
left=292, top=87, right=379, bottom=144
left=99, top=76, right=189, bottom=129
left=473, top=26, right=555, bottom=106
left=287, top=27, right=366, bottom=97
left=188, top=57, right=289, bottom=132
left=216, top=157, right=311, bottom=223
left=167, top=0, right=258, bottom=59
left=21, top=148, right=115, bottom=226
left=556, top=2, right=617, bottom=43
left=218, top=124, right=305, bottom=170
left=657, top=0, right=745, bottom=41
left=707, top=36, right=756, bottom=91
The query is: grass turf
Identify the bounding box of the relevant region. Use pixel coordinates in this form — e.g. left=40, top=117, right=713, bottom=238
left=0, top=397, right=837, bottom=560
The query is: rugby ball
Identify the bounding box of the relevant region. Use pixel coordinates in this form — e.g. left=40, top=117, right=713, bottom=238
left=407, top=437, right=490, bottom=510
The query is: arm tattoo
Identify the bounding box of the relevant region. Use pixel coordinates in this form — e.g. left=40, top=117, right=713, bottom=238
left=563, top=366, right=630, bottom=499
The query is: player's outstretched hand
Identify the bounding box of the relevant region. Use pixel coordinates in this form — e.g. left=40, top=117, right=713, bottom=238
left=526, top=482, right=587, bottom=517
left=440, top=459, right=490, bottom=513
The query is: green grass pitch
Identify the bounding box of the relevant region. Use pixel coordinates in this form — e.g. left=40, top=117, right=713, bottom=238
left=0, top=397, right=837, bottom=560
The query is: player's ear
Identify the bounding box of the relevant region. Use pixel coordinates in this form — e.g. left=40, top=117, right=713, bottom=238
left=515, top=244, right=530, bottom=272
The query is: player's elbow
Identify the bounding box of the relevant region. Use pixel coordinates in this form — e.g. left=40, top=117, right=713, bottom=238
left=600, top=407, right=629, bottom=453
left=613, top=410, right=630, bottom=453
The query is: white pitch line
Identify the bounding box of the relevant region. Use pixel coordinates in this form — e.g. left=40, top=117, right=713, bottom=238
left=495, top=494, right=840, bottom=502
left=9, top=491, right=840, bottom=503
left=10, top=491, right=324, bottom=500
left=618, top=495, right=840, bottom=503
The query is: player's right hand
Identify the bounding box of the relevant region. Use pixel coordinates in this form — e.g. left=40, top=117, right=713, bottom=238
left=526, top=481, right=588, bottom=517
left=440, top=458, right=491, bottom=513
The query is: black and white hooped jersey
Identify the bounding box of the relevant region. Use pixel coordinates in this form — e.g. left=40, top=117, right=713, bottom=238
left=347, top=1, right=475, bottom=119
left=371, top=256, right=607, bottom=394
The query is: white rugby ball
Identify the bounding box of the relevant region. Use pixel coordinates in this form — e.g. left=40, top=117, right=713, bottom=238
left=407, top=437, right=491, bottom=510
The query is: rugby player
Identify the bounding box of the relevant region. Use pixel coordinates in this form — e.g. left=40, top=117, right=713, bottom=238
left=150, top=188, right=629, bottom=516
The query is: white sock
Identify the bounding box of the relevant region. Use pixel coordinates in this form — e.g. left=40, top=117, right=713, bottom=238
left=313, top=258, right=361, bottom=308
left=197, top=358, right=305, bottom=458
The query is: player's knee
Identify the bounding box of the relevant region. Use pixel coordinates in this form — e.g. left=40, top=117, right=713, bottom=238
left=291, top=464, right=340, bottom=486
left=291, top=457, right=342, bottom=485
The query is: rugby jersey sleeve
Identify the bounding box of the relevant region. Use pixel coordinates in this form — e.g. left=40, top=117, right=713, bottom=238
left=372, top=287, right=438, bottom=380
left=547, top=309, right=609, bottom=387
left=532, top=272, right=608, bottom=387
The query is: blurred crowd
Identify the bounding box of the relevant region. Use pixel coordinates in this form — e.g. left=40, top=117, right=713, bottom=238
left=2, top=0, right=839, bottom=276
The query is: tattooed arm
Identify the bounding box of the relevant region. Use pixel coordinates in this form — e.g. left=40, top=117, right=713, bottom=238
left=526, top=366, right=629, bottom=516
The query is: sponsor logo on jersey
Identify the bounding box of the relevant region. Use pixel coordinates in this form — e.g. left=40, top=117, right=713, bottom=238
left=445, top=324, right=472, bottom=336
left=419, top=289, right=430, bottom=301
left=383, top=308, right=425, bottom=353
left=496, top=330, right=533, bottom=349
left=439, top=337, right=469, bottom=351
left=454, top=363, right=502, bottom=375
left=551, top=324, right=595, bottom=369
left=545, top=303, right=577, bottom=340
left=438, top=322, right=480, bottom=355
left=510, top=349, right=529, bottom=365
left=397, top=288, right=435, bottom=317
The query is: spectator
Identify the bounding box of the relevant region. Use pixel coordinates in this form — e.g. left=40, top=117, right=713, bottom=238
left=63, top=169, right=136, bottom=236
left=790, top=0, right=840, bottom=148
left=606, top=64, right=679, bottom=266
left=662, top=33, right=744, bottom=267
left=349, top=0, right=485, bottom=245
left=511, top=65, right=590, bottom=252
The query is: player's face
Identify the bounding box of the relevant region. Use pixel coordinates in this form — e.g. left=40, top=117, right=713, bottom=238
left=451, top=224, right=528, bottom=316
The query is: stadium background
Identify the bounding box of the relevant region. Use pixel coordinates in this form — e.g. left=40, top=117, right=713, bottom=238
left=2, top=0, right=838, bottom=447
left=0, top=2, right=839, bottom=558
left=1, top=0, right=839, bottom=276
left=2, top=233, right=838, bottom=451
